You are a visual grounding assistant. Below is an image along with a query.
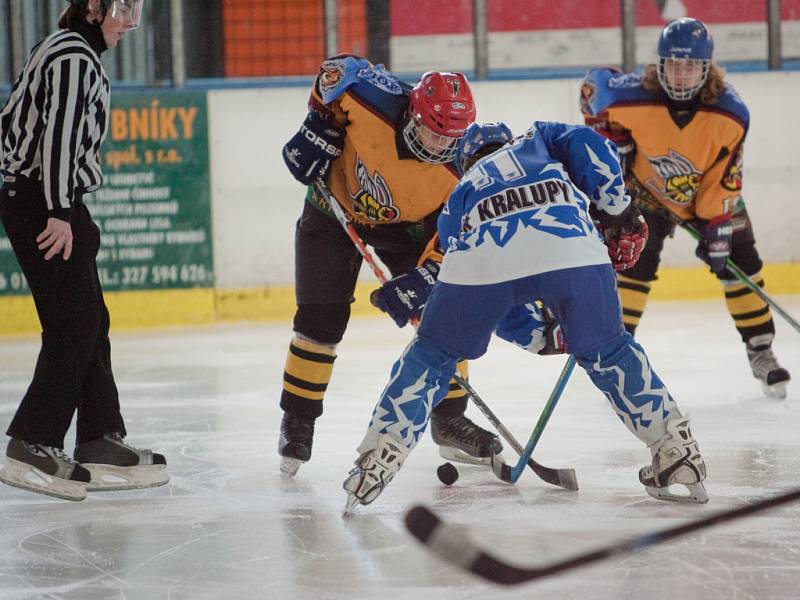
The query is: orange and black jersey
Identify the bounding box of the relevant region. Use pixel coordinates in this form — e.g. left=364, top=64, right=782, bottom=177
left=580, top=68, right=749, bottom=221
left=308, top=55, right=460, bottom=227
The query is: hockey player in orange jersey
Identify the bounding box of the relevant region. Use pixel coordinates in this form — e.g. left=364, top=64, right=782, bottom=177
left=278, top=56, right=502, bottom=475
left=581, top=18, right=790, bottom=399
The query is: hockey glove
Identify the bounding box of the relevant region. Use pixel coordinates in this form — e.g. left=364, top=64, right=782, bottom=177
left=693, top=214, right=733, bottom=276
left=592, top=201, right=649, bottom=271
left=370, top=260, right=440, bottom=327
left=538, top=307, right=567, bottom=355
left=282, top=111, right=345, bottom=185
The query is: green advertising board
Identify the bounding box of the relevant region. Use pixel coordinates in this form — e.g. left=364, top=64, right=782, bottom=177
left=0, top=91, right=213, bottom=296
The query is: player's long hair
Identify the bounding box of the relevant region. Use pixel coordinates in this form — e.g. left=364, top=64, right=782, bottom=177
left=642, top=63, right=727, bottom=105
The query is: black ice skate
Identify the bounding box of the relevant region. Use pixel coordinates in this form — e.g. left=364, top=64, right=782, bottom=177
left=279, top=412, right=315, bottom=476
left=0, top=439, right=91, bottom=501
left=430, top=413, right=502, bottom=466
left=639, top=415, right=708, bottom=504
left=747, top=335, right=791, bottom=399
left=74, top=432, right=169, bottom=491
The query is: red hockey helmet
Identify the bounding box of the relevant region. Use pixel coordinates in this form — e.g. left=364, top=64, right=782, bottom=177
left=403, top=72, right=476, bottom=164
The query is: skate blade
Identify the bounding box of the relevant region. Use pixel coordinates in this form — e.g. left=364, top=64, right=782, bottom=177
left=84, top=464, right=169, bottom=491
left=280, top=456, right=305, bottom=476
left=342, top=493, right=360, bottom=517
left=645, top=481, right=709, bottom=504
left=762, top=381, right=788, bottom=400
left=438, top=446, right=491, bottom=466
left=0, top=459, right=87, bottom=501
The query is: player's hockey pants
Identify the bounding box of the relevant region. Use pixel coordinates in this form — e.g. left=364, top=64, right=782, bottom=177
left=358, top=263, right=680, bottom=454
left=282, top=200, right=468, bottom=419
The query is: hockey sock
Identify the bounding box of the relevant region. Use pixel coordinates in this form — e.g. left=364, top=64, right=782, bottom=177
left=722, top=273, right=775, bottom=343
left=616, top=274, right=651, bottom=335
left=280, top=335, right=337, bottom=418
left=578, top=332, right=679, bottom=446
left=433, top=360, right=469, bottom=416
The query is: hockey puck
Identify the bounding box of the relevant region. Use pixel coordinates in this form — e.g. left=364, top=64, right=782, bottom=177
left=437, top=462, right=459, bottom=486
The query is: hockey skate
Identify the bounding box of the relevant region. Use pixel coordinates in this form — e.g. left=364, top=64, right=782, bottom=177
left=0, top=439, right=90, bottom=501
left=431, top=413, right=502, bottom=466
left=279, top=412, right=315, bottom=476
left=747, top=336, right=791, bottom=399
left=639, top=415, right=708, bottom=504
left=74, top=432, right=169, bottom=491
left=342, top=435, right=409, bottom=515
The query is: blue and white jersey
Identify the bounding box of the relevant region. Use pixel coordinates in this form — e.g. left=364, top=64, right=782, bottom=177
left=437, top=121, right=629, bottom=285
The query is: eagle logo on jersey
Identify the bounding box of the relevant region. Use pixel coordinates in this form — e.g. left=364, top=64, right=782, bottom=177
left=349, top=157, right=400, bottom=222
left=722, top=145, right=743, bottom=191
left=646, top=150, right=701, bottom=206
left=319, top=61, right=346, bottom=94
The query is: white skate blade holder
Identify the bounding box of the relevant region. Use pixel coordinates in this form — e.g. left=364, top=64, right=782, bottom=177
left=645, top=481, right=709, bottom=504
left=0, top=458, right=87, bottom=501
left=280, top=456, right=304, bottom=476
left=438, top=445, right=493, bottom=467
left=84, top=463, right=169, bottom=491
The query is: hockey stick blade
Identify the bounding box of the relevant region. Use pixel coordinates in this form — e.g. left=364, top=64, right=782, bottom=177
left=406, top=487, right=800, bottom=586
left=454, top=372, right=578, bottom=491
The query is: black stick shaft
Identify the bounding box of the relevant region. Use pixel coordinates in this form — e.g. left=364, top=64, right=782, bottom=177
left=485, top=487, right=800, bottom=584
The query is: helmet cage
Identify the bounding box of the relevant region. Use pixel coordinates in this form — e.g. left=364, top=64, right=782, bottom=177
left=402, top=118, right=459, bottom=164
left=657, top=57, right=710, bottom=101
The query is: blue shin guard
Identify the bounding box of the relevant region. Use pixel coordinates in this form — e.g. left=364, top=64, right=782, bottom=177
left=578, top=332, right=679, bottom=446
left=357, top=336, right=458, bottom=456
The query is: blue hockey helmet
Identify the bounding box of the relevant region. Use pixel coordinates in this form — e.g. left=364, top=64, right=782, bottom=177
left=656, top=18, right=714, bottom=101
left=455, top=121, right=513, bottom=176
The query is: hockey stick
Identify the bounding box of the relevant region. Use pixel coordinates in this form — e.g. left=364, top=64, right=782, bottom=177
left=312, top=180, right=577, bottom=490
left=680, top=220, right=800, bottom=335
left=405, top=486, right=800, bottom=586
left=494, top=355, right=577, bottom=484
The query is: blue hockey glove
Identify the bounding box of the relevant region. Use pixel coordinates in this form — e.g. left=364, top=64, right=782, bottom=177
left=282, top=111, right=345, bottom=185
left=694, top=214, right=733, bottom=276
left=370, top=260, right=440, bottom=327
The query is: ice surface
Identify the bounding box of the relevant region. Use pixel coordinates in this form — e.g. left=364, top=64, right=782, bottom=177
left=1, top=297, right=799, bottom=599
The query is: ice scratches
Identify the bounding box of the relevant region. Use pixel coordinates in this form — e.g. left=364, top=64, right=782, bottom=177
left=14, top=524, right=129, bottom=597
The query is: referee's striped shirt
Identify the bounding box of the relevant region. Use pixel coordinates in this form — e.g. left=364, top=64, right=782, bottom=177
left=0, top=26, right=110, bottom=220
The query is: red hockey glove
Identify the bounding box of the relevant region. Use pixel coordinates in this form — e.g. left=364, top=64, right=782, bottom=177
left=593, top=202, right=649, bottom=271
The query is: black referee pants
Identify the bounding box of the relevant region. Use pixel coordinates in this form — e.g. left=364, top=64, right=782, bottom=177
left=0, top=176, right=125, bottom=448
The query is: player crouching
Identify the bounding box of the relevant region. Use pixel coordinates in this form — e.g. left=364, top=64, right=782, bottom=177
left=343, top=121, right=708, bottom=513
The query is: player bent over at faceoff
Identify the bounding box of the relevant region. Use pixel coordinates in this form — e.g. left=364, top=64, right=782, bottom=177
left=279, top=55, right=501, bottom=476
left=343, top=121, right=708, bottom=512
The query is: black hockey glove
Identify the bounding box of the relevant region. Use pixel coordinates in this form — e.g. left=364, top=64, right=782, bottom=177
left=282, top=111, right=345, bottom=185
left=692, top=214, right=733, bottom=276
left=591, top=201, right=649, bottom=271
left=370, top=260, right=440, bottom=327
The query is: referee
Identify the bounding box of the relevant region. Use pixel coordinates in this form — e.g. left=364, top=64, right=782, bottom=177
left=0, top=0, right=167, bottom=501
